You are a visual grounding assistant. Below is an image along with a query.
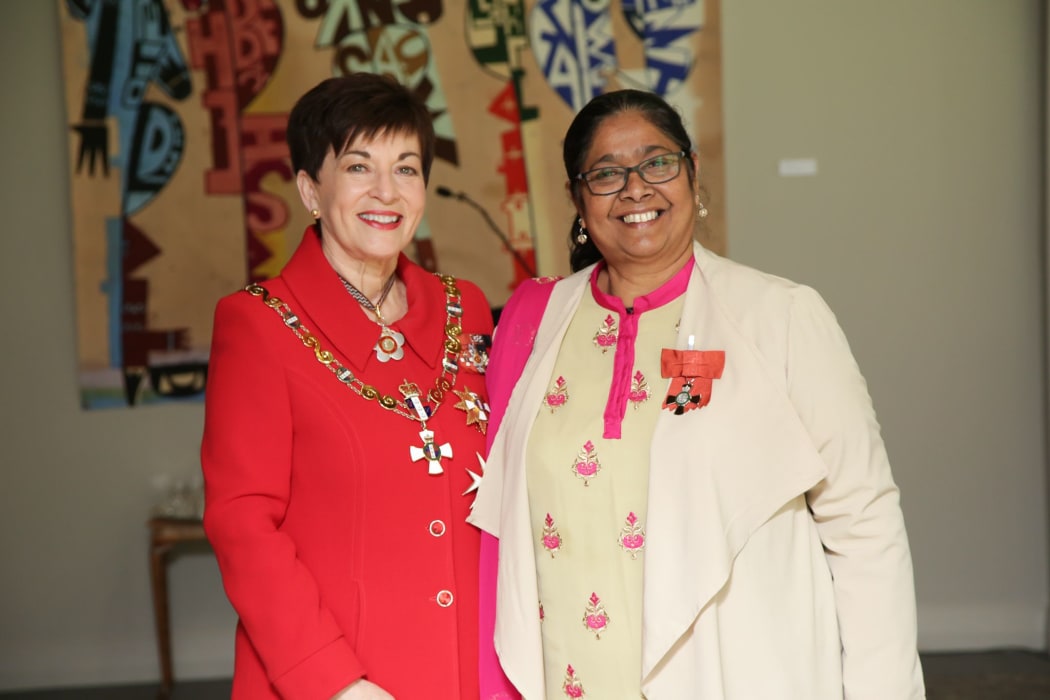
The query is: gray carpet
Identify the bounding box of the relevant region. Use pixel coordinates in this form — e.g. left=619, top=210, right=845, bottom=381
left=929, top=674, right=1050, bottom=699
left=0, top=650, right=1047, bottom=699
left=0, top=679, right=229, bottom=699
left=923, top=649, right=1050, bottom=700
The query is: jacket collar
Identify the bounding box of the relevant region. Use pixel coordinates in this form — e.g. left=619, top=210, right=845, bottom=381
left=280, top=227, right=446, bottom=371
left=589, top=255, right=693, bottom=315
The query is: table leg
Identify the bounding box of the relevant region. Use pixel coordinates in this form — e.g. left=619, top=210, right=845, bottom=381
left=149, top=540, right=174, bottom=699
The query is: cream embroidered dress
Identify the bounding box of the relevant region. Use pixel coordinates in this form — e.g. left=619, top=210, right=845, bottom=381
left=526, top=266, right=687, bottom=698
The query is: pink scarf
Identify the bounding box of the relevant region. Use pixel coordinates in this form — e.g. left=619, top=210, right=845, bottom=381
left=480, top=279, right=557, bottom=699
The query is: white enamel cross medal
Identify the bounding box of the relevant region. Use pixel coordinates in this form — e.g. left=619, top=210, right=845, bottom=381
left=410, top=428, right=452, bottom=475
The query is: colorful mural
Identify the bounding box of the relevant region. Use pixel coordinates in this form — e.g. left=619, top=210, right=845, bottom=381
left=58, top=0, right=725, bottom=408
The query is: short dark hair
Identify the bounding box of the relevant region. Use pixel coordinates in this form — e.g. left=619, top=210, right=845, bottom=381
left=287, top=73, right=436, bottom=184
left=563, top=90, right=696, bottom=271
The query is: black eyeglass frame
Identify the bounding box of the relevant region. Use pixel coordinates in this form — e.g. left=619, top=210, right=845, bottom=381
left=574, top=150, right=691, bottom=196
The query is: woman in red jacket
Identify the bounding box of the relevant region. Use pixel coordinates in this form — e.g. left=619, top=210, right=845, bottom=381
left=201, top=73, right=492, bottom=700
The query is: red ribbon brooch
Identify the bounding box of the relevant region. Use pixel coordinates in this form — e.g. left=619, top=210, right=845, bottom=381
left=660, top=344, right=725, bottom=415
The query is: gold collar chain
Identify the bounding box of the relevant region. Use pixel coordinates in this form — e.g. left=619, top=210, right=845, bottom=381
left=244, top=274, right=464, bottom=423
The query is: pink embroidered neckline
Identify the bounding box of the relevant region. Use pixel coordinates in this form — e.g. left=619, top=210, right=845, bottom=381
left=588, top=259, right=693, bottom=439
left=589, top=258, right=693, bottom=315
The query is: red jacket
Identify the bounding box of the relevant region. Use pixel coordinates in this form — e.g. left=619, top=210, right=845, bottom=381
left=202, top=228, right=491, bottom=699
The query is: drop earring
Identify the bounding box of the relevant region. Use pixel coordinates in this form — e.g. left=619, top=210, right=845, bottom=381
left=695, top=194, right=708, bottom=219
left=575, top=217, right=588, bottom=244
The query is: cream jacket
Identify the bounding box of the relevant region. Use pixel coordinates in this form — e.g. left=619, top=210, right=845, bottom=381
left=470, top=243, right=925, bottom=699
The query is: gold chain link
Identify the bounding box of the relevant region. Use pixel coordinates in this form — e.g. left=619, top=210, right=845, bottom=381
left=245, top=274, right=463, bottom=423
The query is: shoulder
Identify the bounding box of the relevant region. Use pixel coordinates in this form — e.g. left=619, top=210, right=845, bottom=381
left=441, top=272, right=495, bottom=335
left=400, top=259, right=495, bottom=334
left=694, top=246, right=846, bottom=372
left=211, top=278, right=292, bottom=345
left=452, top=275, right=492, bottom=315
left=697, top=246, right=801, bottom=304
left=500, top=274, right=567, bottom=321
left=512, top=274, right=565, bottom=298
left=490, top=273, right=579, bottom=362
left=696, top=245, right=830, bottom=327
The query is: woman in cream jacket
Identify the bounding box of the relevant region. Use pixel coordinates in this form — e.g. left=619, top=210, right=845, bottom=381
left=471, top=89, right=925, bottom=700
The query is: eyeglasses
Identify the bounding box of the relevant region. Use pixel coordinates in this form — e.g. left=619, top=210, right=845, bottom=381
left=575, top=151, right=689, bottom=196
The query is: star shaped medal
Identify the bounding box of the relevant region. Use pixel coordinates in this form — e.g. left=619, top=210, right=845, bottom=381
left=463, top=452, right=485, bottom=505
left=452, top=388, right=489, bottom=434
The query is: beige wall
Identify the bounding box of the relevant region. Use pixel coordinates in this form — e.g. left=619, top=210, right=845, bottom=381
left=721, top=0, right=1048, bottom=650
left=0, top=0, right=1045, bottom=690
left=722, top=0, right=1050, bottom=650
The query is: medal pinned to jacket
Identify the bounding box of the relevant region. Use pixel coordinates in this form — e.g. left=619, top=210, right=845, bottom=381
left=660, top=335, right=725, bottom=415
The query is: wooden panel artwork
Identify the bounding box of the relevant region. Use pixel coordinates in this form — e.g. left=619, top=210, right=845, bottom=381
left=57, top=0, right=725, bottom=408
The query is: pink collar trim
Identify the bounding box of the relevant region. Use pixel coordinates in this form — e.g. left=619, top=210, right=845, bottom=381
left=587, top=257, right=694, bottom=439
left=589, top=256, right=694, bottom=314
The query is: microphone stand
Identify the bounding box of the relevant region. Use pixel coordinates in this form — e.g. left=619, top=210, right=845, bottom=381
left=435, top=186, right=537, bottom=279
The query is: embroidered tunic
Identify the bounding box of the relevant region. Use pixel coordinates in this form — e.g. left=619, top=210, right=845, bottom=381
left=474, top=244, right=925, bottom=699
left=202, top=228, right=492, bottom=700
left=526, top=266, right=686, bottom=698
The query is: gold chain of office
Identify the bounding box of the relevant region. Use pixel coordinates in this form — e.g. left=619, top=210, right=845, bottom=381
left=244, top=275, right=464, bottom=423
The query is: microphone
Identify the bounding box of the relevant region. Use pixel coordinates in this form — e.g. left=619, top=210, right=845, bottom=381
left=435, top=186, right=537, bottom=278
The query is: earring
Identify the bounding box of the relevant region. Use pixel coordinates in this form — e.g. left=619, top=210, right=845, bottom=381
left=695, top=194, right=708, bottom=220
left=575, top=218, right=588, bottom=245
left=310, top=208, right=320, bottom=219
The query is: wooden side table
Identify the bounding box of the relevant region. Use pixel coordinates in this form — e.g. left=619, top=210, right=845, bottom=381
left=148, top=516, right=208, bottom=698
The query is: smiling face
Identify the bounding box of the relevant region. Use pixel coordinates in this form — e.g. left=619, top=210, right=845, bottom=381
left=574, top=110, right=698, bottom=275
left=296, top=128, right=426, bottom=273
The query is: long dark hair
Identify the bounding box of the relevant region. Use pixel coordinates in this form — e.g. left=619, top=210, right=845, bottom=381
left=564, top=90, right=696, bottom=272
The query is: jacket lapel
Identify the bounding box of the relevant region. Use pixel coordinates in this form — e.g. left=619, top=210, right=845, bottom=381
left=490, top=274, right=589, bottom=700
left=487, top=247, right=831, bottom=695
left=280, top=229, right=442, bottom=372
left=640, top=247, right=828, bottom=680
left=281, top=230, right=379, bottom=369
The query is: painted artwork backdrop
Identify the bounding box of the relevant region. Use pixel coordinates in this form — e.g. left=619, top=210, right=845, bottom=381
left=58, top=0, right=725, bottom=409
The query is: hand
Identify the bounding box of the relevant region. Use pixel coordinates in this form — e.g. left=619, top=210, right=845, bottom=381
left=330, top=679, right=395, bottom=700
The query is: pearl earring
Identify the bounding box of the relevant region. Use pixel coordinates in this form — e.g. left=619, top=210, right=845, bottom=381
left=575, top=218, right=588, bottom=245
left=695, top=194, right=708, bottom=219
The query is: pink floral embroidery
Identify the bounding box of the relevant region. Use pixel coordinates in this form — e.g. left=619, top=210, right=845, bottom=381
left=583, top=592, right=609, bottom=638
left=542, top=513, right=562, bottom=556
left=593, top=314, right=618, bottom=352
left=544, top=376, right=569, bottom=412
left=571, top=441, right=601, bottom=485
left=628, top=370, right=650, bottom=408
left=563, top=664, right=584, bottom=697
left=539, top=602, right=545, bottom=621
left=619, top=512, right=646, bottom=559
